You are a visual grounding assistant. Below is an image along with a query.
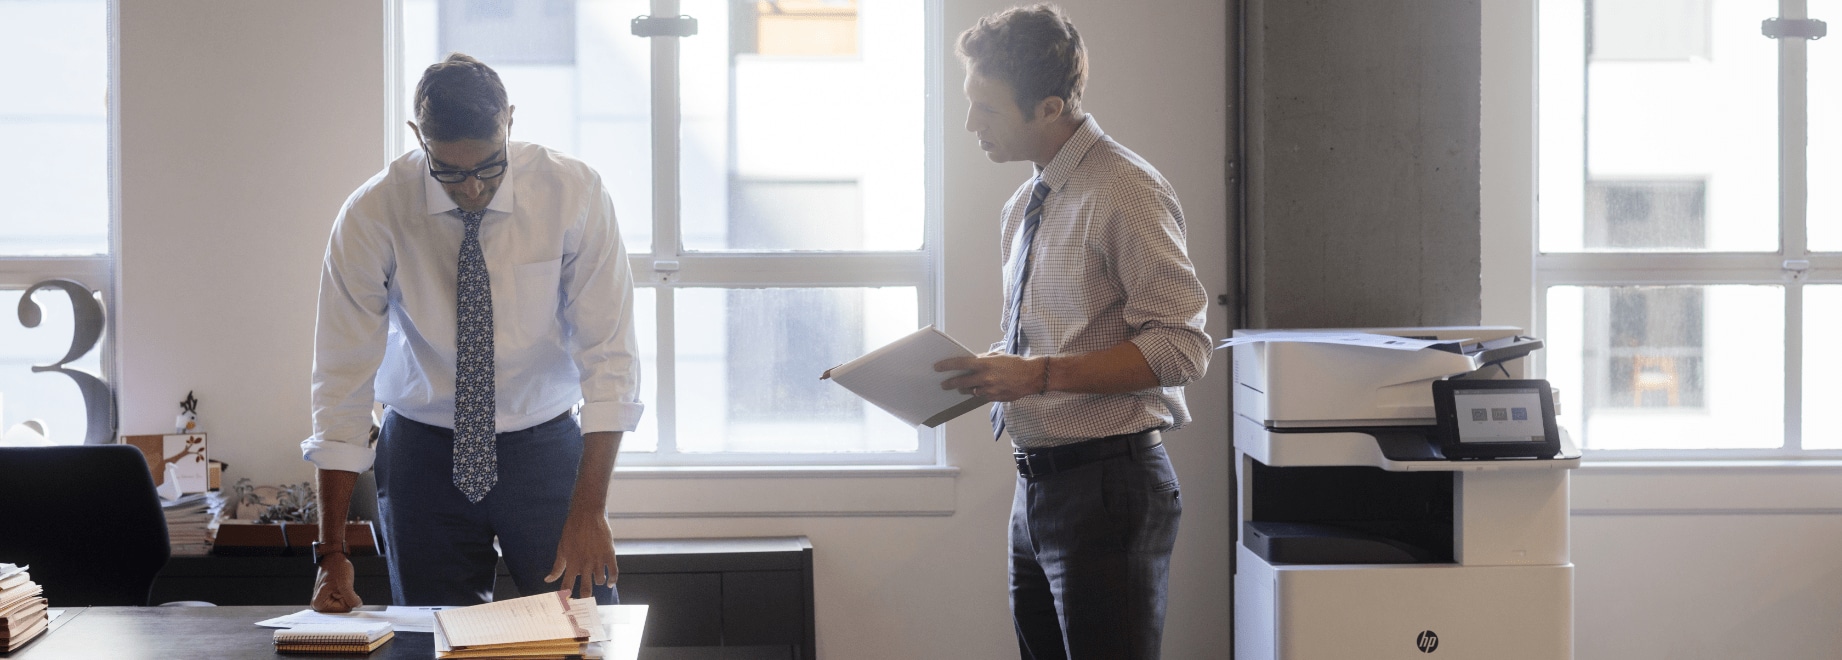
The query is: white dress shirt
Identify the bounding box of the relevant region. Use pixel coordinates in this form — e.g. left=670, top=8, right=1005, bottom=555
left=303, top=141, right=644, bottom=474
left=994, top=116, right=1212, bottom=448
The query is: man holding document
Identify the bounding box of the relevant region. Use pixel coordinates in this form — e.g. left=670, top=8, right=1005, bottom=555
left=936, top=5, right=1211, bottom=658
left=303, top=54, right=641, bottom=612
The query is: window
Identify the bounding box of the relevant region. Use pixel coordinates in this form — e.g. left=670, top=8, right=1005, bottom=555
left=1538, top=0, right=1838, bottom=455
left=0, top=0, right=113, bottom=447
left=396, top=0, right=936, bottom=465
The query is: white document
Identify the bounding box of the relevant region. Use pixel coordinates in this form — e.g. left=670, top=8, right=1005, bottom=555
left=1216, top=331, right=1468, bottom=352
left=822, top=325, right=986, bottom=428
left=254, top=606, right=449, bottom=633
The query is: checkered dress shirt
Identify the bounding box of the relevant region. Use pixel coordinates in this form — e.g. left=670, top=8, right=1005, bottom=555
left=993, top=116, right=1212, bottom=449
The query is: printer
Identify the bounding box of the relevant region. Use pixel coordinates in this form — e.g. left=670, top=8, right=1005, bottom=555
left=1232, top=326, right=1578, bottom=660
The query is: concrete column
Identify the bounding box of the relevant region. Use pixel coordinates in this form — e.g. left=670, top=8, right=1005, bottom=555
left=1243, top=0, right=1482, bottom=328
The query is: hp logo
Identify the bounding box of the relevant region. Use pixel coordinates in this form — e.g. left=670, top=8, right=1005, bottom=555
left=1415, top=630, right=1440, bottom=653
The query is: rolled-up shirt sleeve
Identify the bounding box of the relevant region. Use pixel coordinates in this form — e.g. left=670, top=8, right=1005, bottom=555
left=1105, top=180, right=1212, bottom=388
left=303, top=193, right=394, bottom=473
left=562, top=179, right=645, bottom=434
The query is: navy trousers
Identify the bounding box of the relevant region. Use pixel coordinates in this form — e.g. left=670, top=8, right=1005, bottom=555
left=1010, top=441, right=1182, bottom=660
left=374, top=410, right=618, bottom=606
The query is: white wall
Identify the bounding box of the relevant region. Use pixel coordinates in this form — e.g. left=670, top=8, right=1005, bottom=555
left=117, top=0, right=387, bottom=481
left=113, top=1, right=1230, bottom=658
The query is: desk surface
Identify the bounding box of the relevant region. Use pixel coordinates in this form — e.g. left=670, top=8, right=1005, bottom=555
left=7, top=606, right=426, bottom=659
left=4, top=605, right=666, bottom=660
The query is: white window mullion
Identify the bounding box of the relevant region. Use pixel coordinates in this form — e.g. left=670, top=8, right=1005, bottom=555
left=1782, top=0, right=1812, bottom=450
left=647, top=0, right=684, bottom=457
left=653, top=286, right=678, bottom=456
left=651, top=0, right=683, bottom=259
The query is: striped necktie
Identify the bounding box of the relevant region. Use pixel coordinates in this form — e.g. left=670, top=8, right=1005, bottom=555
left=452, top=208, right=498, bottom=503
left=992, top=177, right=1051, bottom=441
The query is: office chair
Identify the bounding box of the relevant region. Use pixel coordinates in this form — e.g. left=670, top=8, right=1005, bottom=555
left=0, top=445, right=171, bottom=606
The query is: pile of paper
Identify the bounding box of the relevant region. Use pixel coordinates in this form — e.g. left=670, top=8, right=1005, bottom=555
left=272, top=620, right=394, bottom=655
left=0, top=564, right=48, bottom=652
left=433, top=592, right=608, bottom=659
left=162, top=492, right=213, bottom=556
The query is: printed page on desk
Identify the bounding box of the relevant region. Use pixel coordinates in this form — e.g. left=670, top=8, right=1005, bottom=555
left=822, top=325, right=986, bottom=427
left=433, top=592, right=596, bottom=649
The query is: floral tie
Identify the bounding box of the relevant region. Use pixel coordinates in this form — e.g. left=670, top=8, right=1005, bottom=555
left=453, top=209, right=497, bottom=503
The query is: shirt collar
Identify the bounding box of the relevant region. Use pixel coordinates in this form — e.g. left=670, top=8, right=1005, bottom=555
left=1034, top=115, right=1104, bottom=192
left=422, top=141, right=519, bottom=217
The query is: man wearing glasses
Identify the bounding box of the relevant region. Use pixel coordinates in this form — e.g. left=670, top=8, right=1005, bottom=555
left=303, top=53, right=642, bottom=612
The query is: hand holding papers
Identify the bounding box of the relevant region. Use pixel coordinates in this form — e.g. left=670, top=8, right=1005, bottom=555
left=822, top=326, right=987, bottom=427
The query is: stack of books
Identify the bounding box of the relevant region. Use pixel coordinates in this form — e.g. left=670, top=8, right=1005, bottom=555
left=0, top=565, right=48, bottom=652
left=433, top=592, right=608, bottom=659
left=272, top=621, right=394, bottom=655
left=162, top=492, right=213, bottom=556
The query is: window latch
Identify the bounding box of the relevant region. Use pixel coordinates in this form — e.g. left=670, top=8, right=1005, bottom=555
left=652, top=259, right=680, bottom=283
left=1762, top=17, right=1827, bottom=40
left=1784, top=259, right=1812, bottom=281
left=631, top=14, right=698, bottom=38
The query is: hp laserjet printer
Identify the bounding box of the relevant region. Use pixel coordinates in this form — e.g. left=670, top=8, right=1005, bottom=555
left=1232, top=326, right=1579, bottom=660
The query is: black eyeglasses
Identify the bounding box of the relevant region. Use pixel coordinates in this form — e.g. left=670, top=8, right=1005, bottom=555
left=425, top=140, right=509, bottom=183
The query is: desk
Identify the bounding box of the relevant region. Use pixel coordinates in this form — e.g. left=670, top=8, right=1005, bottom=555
left=4, top=606, right=777, bottom=660
left=151, top=537, right=814, bottom=659
left=8, top=606, right=428, bottom=660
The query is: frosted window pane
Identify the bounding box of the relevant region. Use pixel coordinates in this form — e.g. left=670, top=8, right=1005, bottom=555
left=0, top=289, right=102, bottom=445
left=1809, top=0, right=1842, bottom=251
left=401, top=0, right=654, bottom=252
left=1544, top=285, right=1782, bottom=450
left=675, top=287, right=917, bottom=453
left=1539, top=0, right=1778, bottom=252
left=1805, top=286, right=1842, bottom=449
left=680, top=0, right=923, bottom=251
left=0, top=0, right=108, bottom=256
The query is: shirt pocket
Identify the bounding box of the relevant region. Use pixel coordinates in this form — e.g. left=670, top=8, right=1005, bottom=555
left=508, top=258, right=563, bottom=344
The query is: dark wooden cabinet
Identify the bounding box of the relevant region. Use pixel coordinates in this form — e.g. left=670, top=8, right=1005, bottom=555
left=151, top=536, right=815, bottom=660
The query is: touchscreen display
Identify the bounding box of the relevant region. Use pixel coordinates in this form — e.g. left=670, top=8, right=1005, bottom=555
left=1452, top=387, right=1547, bottom=443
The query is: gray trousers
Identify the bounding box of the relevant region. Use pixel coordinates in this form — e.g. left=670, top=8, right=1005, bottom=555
left=1009, top=441, right=1182, bottom=659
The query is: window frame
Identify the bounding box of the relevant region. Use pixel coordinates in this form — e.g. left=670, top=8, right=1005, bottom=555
left=1531, top=0, right=1842, bottom=459
left=388, top=0, right=944, bottom=467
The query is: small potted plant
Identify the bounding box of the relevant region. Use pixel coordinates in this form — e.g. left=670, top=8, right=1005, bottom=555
left=212, top=479, right=378, bottom=557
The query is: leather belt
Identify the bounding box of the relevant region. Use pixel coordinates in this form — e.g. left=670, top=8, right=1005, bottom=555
left=1013, top=430, right=1162, bottom=479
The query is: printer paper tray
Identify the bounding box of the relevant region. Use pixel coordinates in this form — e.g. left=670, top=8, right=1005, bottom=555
left=1234, top=415, right=1581, bottom=472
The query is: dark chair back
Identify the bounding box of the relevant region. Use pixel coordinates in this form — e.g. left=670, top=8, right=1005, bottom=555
left=0, top=445, right=170, bottom=606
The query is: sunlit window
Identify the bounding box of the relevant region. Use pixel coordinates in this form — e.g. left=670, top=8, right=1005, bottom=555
left=1539, top=0, right=1839, bottom=455
left=399, top=0, right=934, bottom=465
left=0, top=0, right=112, bottom=447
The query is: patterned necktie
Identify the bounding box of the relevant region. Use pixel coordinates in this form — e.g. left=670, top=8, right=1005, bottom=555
left=452, top=209, right=498, bottom=503
left=992, top=177, right=1051, bottom=441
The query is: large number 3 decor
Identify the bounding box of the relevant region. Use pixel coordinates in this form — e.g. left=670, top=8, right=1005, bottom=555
left=16, top=279, right=114, bottom=445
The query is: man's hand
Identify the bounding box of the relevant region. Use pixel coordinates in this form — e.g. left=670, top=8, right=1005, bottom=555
left=311, top=554, right=363, bottom=613
left=935, top=353, right=1048, bottom=403
left=545, top=512, right=619, bottom=598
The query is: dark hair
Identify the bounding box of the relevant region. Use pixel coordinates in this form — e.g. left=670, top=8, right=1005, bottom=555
left=413, top=53, right=509, bottom=142
left=956, top=4, right=1086, bottom=119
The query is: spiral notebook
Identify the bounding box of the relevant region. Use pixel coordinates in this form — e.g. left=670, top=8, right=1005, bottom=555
left=273, top=621, right=394, bottom=654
